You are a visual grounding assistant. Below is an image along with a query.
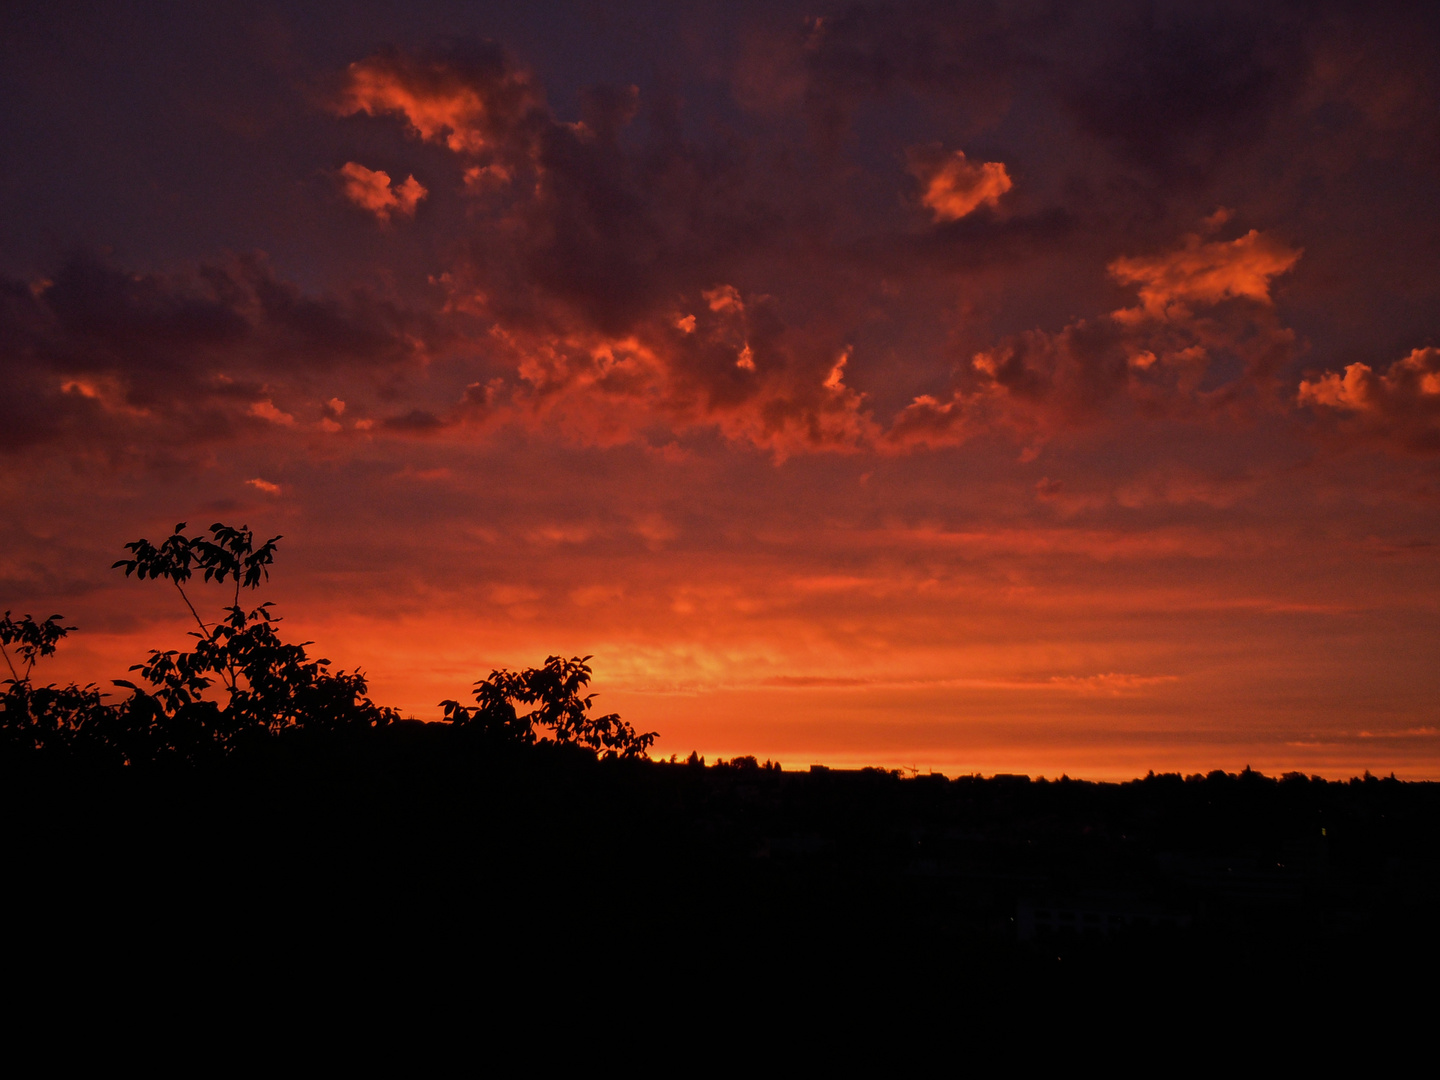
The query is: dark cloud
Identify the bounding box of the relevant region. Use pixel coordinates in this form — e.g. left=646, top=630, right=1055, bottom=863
left=856, top=207, right=1075, bottom=279
left=796, top=1, right=1040, bottom=144
left=0, top=253, right=446, bottom=452
left=381, top=408, right=447, bottom=433
left=336, top=39, right=771, bottom=339
left=40, top=256, right=249, bottom=385
left=240, top=256, right=438, bottom=369
left=482, top=89, right=764, bottom=338
left=1061, top=6, right=1306, bottom=182
left=335, top=40, right=889, bottom=451
left=0, top=282, right=103, bottom=451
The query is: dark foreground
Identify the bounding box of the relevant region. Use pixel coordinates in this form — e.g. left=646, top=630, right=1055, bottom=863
left=6, top=730, right=1438, bottom=1032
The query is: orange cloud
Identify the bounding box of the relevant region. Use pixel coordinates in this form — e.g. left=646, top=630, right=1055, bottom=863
left=247, top=399, right=295, bottom=426
left=886, top=231, right=1304, bottom=450
left=338, top=162, right=427, bottom=222
left=907, top=144, right=1012, bottom=222
left=468, top=223, right=1305, bottom=460
left=462, top=163, right=512, bottom=194
left=337, top=44, right=541, bottom=156
left=326, top=49, right=1299, bottom=464
left=1298, top=347, right=1440, bottom=451
left=1109, top=230, right=1302, bottom=321
left=886, top=392, right=979, bottom=450
left=452, top=282, right=878, bottom=459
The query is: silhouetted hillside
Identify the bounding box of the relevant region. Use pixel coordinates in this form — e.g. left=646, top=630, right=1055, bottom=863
left=6, top=523, right=1438, bottom=1020
left=6, top=734, right=1437, bottom=1001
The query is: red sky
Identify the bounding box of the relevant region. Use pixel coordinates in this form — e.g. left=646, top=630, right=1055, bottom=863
left=4, top=2, right=1440, bottom=777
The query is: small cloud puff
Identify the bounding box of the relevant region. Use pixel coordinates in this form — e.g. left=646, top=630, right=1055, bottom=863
left=248, top=399, right=295, bottom=425
left=906, top=144, right=1012, bottom=222
left=1109, top=229, right=1301, bottom=321
left=335, top=41, right=541, bottom=156
left=339, top=162, right=427, bottom=222
left=1299, top=347, right=1440, bottom=453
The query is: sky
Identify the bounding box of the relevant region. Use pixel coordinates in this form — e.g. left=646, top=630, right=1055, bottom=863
left=3, top=0, right=1440, bottom=778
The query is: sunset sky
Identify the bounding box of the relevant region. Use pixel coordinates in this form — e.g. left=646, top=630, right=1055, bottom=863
left=4, top=1, right=1440, bottom=777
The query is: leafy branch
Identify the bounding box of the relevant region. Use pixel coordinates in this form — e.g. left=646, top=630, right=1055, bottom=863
left=0, top=612, right=76, bottom=684
left=113, top=522, right=282, bottom=693
left=442, top=654, right=656, bottom=759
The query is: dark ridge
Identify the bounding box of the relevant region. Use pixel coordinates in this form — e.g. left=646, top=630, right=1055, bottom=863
left=5, top=523, right=1437, bottom=1022
left=5, top=739, right=1437, bottom=1011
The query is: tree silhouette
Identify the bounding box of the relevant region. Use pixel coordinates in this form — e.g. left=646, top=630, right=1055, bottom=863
left=110, top=522, right=398, bottom=756
left=0, top=611, right=101, bottom=753
left=0, top=612, right=76, bottom=683
left=2, top=520, right=653, bottom=764
left=442, top=654, right=656, bottom=758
